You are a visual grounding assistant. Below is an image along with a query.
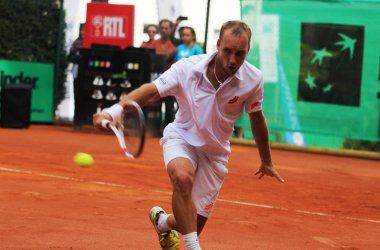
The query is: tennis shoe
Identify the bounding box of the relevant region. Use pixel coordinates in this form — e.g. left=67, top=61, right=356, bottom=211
left=149, top=206, right=180, bottom=250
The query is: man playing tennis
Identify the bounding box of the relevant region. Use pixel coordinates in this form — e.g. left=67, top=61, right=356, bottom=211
left=93, top=20, right=284, bottom=250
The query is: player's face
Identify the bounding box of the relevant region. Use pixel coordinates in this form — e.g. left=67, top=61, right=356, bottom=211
left=217, top=29, right=249, bottom=76
left=159, top=22, right=172, bottom=39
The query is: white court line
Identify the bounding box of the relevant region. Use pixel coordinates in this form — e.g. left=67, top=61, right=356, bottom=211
left=1, top=166, right=380, bottom=225
left=295, top=210, right=335, bottom=217
left=217, top=198, right=287, bottom=210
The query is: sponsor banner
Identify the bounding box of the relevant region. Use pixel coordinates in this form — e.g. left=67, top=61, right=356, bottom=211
left=0, top=60, right=54, bottom=122
left=298, top=23, right=364, bottom=107
left=259, top=15, right=279, bottom=83
left=83, top=3, right=134, bottom=48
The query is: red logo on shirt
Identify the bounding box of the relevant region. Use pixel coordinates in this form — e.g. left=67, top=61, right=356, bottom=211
left=228, top=96, right=239, bottom=104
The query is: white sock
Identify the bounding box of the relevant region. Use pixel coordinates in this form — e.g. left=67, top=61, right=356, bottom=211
left=157, top=213, right=171, bottom=232
left=183, top=232, right=201, bottom=250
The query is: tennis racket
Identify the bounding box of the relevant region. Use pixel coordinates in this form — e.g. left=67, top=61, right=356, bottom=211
left=101, top=101, right=145, bottom=159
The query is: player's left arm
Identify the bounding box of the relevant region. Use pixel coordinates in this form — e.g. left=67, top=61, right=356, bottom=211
left=249, top=110, right=285, bottom=183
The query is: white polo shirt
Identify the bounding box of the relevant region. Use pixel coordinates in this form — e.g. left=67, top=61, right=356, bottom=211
left=153, top=52, right=263, bottom=163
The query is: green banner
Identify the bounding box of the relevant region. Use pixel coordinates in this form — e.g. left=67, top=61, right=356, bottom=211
left=0, top=60, right=54, bottom=122
left=240, top=0, right=380, bottom=149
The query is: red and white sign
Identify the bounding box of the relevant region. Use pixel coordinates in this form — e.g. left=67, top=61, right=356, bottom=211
left=83, top=3, right=134, bottom=48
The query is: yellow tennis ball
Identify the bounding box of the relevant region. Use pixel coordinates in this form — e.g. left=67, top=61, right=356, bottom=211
left=74, top=152, right=94, bottom=168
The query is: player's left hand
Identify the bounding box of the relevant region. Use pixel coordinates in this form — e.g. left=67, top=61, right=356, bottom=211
left=255, top=163, right=285, bottom=183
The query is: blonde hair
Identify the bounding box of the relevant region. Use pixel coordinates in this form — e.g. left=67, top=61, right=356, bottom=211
left=219, top=20, right=252, bottom=43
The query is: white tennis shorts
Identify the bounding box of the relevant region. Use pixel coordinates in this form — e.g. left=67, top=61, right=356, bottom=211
left=160, top=126, right=228, bottom=218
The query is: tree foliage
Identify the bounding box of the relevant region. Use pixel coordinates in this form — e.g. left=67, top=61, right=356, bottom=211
left=0, top=0, right=67, bottom=107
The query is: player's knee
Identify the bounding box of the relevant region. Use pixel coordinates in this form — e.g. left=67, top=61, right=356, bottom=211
left=172, top=172, right=193, bottom=197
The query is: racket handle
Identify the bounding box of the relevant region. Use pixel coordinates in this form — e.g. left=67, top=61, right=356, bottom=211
left=123, top=148, right=135, bottom=159
left=101, top=119, right=111, bottom=129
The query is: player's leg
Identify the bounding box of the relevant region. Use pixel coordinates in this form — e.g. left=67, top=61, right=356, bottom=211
left=167, top=157, right=202, bottom=250
left=151, top=155, right=224, bottom=250
left=150, top=126, right=200, bottom=249
left=167, top=157, right=198, bottom=235
left=155, top=206, right=208, bottom=236
left=191, top=151, right=228, bottom=233
left=197, top=214, right=208, bottom=235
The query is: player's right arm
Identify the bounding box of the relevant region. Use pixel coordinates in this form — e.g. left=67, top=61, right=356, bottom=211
left=119, top=83, right=161, bottom=108
left=93, top=83, right=161, bottom=130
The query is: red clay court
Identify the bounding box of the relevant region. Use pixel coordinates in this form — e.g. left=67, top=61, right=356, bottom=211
left=0, top=125, right=379, bottom=249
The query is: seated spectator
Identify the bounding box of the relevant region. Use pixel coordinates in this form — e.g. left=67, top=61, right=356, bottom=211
left=140, top=24, right=158, bottom=49
left=175, top=26, right=204, bottom=61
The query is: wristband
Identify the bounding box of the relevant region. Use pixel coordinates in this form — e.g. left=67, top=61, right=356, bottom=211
left=102, top=104, right=123, bottom=121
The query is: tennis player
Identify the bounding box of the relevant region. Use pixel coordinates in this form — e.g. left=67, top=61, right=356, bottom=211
left=93, top=20, right=284, bottom=250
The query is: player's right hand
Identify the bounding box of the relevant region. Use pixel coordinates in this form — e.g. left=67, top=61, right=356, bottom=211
left=93, top=112, right=112, bottom=130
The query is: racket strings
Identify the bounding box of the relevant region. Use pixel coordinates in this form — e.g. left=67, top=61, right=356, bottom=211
left=121, top=104, right=145, bottom=157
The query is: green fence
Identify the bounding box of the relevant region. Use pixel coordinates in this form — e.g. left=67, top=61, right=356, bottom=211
left=239, top=0, right=380, bottom=151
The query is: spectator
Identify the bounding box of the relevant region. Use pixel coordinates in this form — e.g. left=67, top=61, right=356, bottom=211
left=69, top=23, right=85, bottom=63
left=69, top=23, right=85, bottom=79
left=152, top=19, right=178, bottom=69
left=175, top=26, right=204, bottom=61
left=140, top=24, right=159, bottom=49
left=171, top=16, right=187, bottom=46
left=152, top=19, right=179, bottom=128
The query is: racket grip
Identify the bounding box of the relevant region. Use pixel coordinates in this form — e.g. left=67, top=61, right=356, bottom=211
left=101, top=119, right=111, bottom=129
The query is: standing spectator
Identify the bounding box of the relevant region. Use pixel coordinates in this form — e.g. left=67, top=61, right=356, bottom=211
left=171, top=16, right=187, bottom=46
left=175, top=26, right=204, bottom=61
left=140, top=24, right=159, bottom=49
left=152, top=19, right=179, bottom=129
left=69, top=23, right=85, bottom=79
left=153, top=19, right=178, bottom=68
left=69, top=23, right=85, bottom=64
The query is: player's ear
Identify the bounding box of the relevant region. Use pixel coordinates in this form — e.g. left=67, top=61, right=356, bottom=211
left=216, top=39, right=220, bottom=50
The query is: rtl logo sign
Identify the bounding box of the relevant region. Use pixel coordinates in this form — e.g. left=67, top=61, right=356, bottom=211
left=84, top=3, right=134, bottom=48
left=91, top=15, right=126, bottom=38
